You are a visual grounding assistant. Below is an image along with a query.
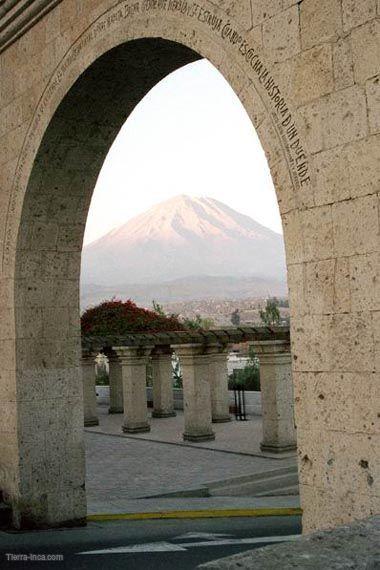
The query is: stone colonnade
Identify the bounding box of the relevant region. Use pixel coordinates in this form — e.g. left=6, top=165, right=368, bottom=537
left=82, top=338, right=296, bottom=452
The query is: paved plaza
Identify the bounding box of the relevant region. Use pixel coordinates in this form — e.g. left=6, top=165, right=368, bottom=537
left=85, top=406, right=298, bottom=515
left=87, top=405, right=295, bottom=458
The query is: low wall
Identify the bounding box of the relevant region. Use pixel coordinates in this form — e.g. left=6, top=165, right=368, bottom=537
left=96, top=386, right=262, bottom=416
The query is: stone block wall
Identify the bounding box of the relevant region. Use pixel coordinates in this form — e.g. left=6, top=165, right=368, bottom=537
left=0, top=0, right=378, bottom=531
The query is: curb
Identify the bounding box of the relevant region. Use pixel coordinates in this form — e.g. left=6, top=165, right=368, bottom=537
left=87, top=507, right=302, bottom=522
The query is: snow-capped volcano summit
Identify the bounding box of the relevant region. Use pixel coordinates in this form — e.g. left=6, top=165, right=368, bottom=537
left=81, top=195, right=286, bottom=286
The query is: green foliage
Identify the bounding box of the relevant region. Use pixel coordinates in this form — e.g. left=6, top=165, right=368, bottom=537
left=229, top=346, right=260, bottom=391
left=182, top=314, right=215, bottom=330
left=95, top=369, right=109, bottom=386
left=259, top=297, right=281, bottom=327
left=152, top=300, right=166, bottom=317
left=231, top=309, right=241, bottom=326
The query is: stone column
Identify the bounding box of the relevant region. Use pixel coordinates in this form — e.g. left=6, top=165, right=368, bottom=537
left=81, top=351, right=99, bottom=427
left=207, top=345, right=231, bottom=423
left=253, top=340, right=296, bottom=453
left=114, top=346, right=152, bottom=434
left=108, top=354, right=124, bottom=414
left=173, top=344, right=215, bottom=442
left=151, top=346, right=176, bottom=418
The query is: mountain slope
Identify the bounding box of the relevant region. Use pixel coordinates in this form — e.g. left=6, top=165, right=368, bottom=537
left=81, top=195, right=286, bottom=286
left=81, top=275, right=288, bottom=308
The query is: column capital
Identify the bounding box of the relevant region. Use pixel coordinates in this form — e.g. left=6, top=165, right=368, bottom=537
left=206, top=344, right=231, bottom=360
left=113, top=345, right=153, bottom=364
left=151, top=345, right=173, bottom=358
left=172, top=343, right=206, bottom=359
left=173, top=342, right=229, bottom=358
left=252, top=339, right=291, bottom=353
left=172, top=342, right=205, bottom=356
left=251, top=340, right=291, bottom=364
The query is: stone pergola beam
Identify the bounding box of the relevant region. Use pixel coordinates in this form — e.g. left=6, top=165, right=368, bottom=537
left=252, top=340, right=296, bottom=454
left=82, top=325, right=290, bottom=354
left=113, top=346, right=153, bottom=434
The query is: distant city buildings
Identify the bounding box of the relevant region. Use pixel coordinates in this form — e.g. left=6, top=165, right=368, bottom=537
left=162, top=296, right=290, bottom=328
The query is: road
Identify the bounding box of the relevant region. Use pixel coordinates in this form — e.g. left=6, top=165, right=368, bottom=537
left=0, top=515, right=301, bottom=569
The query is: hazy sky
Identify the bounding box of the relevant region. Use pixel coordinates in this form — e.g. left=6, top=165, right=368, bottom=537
left=83, top=59, right=281, bottom=246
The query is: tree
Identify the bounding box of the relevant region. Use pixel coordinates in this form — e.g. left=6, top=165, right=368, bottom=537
left=181, top=314, right=215, bottom=330
left=229, top=346, right=260, bottom=391
left=231, top=308, right=241, bottom=326
left=259, top=297, right=281, bottom=326
left=152, top=299, right=166, bottom=317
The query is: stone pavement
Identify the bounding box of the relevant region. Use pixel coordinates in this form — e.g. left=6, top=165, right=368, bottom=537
left=87, top=405, right=296, bottom=459
left=85, top=406, right=298, bottom=515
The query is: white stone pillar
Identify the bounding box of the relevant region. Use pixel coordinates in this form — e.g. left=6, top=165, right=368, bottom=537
left=253, top=340, right=296, bottom=453
left=173, top=344, right=215, bottom=442
left=151, top=347, right=176, bottom=418
left=114, top=346, right=152, bottom=434
left=108, top=354, right=124, bottom=414
left=207, top=345, right=231, bottom=423
left=81, top=351, right=99, bottom=427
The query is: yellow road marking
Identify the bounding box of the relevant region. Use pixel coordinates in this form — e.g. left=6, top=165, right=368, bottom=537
left=87, top=507, right=302, bottom=522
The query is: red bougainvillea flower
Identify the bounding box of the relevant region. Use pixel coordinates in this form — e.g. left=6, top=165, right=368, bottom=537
left=81, top=299, right=185, bottom=336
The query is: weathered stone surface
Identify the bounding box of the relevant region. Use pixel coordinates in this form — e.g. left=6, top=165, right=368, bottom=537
left=322, top=86, right=368, bottom=149
left=81, top=353, right=99, bottom=427
left=206, top=347, right=230, bottom=423
left=350, top=253, right=380, bottom=312
left=263, top=5, right=300, bottom=63
left=299, top=85, right=368, bottom=153
left=173, top=344, right=215, bottom=442
left=0, top=0, right=379, bottom=536
left=342, top=0, right=377, bottom=32
left=366, top=75, right=380, bottom=134
left=313, top=135, right=380, bottom=204
left=114, top=346, right=152, bottom=434
left=151, top=348, right=176, bottom=418
left=351, top=19, right=380, bottom=83
left=199, top=516, right=380, bottom=568
left=250, top=0, right=283, bottom=25
left=288, top=44, right=334, bottom=108
left=333, top=38, right=354, bottom=90
left=217, top=0, right=252, bottom=29
left=332, top=195, right=378, bottom=256
left=300, top=0, right=342, bottom=50
left=253, top=340, right=296, bottom=452
left=301, top=206, right=334, bottom=262
left=304, top=259, right=336, bottom=315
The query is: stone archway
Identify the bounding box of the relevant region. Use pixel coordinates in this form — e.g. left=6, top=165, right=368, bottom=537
left=0, top=0, right=378, bottom=532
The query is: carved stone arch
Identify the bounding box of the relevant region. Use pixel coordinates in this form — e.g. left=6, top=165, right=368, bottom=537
left=1, top=0, right=378, bottom=533
left=6, top=12, right=305, bottom=527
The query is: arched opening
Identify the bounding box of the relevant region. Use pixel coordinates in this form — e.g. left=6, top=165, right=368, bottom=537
left=14, top=38, right=203, bottom=528
left=1, top=0, right=378, bottom=541
left=79, top=57, right=296, bottom=509
left=11, top=35, right=299, bottom=529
